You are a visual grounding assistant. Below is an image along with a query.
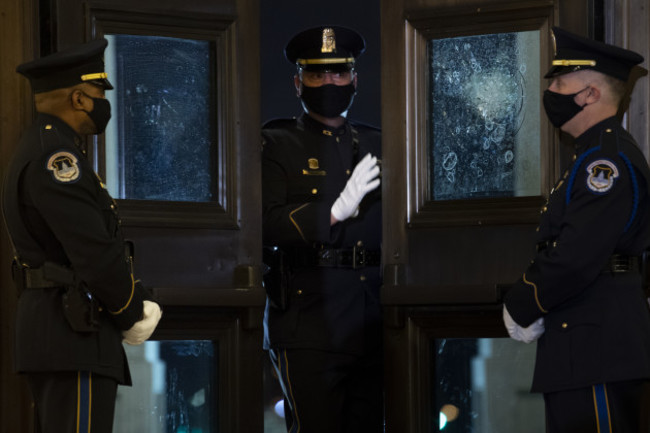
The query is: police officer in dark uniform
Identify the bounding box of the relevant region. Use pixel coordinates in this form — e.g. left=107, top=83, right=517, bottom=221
left=3, top=39, right=162, bottom=433
left=503, top=27, right=650, bottom=433
left=262, top=26, right=383, bottom=433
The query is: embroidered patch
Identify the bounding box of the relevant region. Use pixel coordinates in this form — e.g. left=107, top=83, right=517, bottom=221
left=586, top=159, right=618, bottom=193
left=46, top=151, right=80, bottom=183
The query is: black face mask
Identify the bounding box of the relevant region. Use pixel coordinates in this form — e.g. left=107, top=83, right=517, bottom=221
left=543, top=87, right=589, bottom=128
left=300, top=83, right=356, bottom=118
left=82, top=93, right=112, bottom=134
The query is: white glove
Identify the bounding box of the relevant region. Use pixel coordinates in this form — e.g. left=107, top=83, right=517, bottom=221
left=331, top=153, right=381, bottom=222
left=122, top=300, right=162, bottom=345
left=503, top=304, right=545, bottom=343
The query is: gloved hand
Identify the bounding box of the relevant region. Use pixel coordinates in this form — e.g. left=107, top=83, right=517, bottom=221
left=122, top=300, right=162, bottom=345
left=331, top=153, right=381, bottom=222
left=503, top=304, right=545, bottom=343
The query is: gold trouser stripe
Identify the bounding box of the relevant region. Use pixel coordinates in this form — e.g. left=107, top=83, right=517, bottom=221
left=76, top=372, right=92, bottom=433
left=523, top=273, right=548, bottom=313
left=592, top=384, right=613, bottom=433
left=282, top=349, right=301, bottom=433
left=552, top=59, right=597, bottom=67
left=289, top=204, right=309, bottom=243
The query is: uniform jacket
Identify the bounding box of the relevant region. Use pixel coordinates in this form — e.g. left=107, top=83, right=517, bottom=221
left=505, top=117, right=650, bottom=393
left=2, top=113, right=149, bottom=384
left=262, top=113, right=382, bottom=355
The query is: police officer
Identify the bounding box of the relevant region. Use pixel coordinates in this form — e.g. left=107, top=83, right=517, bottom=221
left=503, top=27, right=650, bottom=432
left=3, top=39, right=162, bottom=433
left=262, top=26, right=383, bottom=433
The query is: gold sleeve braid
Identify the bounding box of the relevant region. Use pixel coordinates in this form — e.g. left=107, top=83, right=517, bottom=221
left=523, top=273, right=548, bottom=313
left=109, top=273, right=136, bottom=315
left=289, top=204, right=310, bottom=243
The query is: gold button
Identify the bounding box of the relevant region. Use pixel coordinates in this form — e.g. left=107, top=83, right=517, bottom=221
left=562, top=322, right=568, bottom=329
left=360, top=275, right=366, bottom=281
left=297, top=289, right=303, bottom=295
left=311, top=188, right=318, bottom=194
left=356, top=240, right=363, bottom=247
left=606, top=128, right=612, bottom=133
left=336, top=137, right=340, bottom=143
left=346, top=169, right=351, bottom=175
left=572, top=155, right=577, bottom=161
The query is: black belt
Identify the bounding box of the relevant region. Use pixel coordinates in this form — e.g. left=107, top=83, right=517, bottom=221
left=536, top=243, right=641, bottom=274
left=288, top=246, right=381, bottom=269
left=12, top=261, right=73, bottom=290
left=601, top=255, right=641, bottom=274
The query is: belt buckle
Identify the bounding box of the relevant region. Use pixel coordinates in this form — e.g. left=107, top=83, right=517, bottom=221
left=611, top=255, right=631, bottom=273
left=352, top=245, right=366, bottom=269
left=318, top=249, right=336, bottom=267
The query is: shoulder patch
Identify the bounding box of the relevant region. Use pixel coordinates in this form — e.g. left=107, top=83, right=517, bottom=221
left=586, top=159, right=619, bottom=194
left=46, top=151, right=81, bottom=183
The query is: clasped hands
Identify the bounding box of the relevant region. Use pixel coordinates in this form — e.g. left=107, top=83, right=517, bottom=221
left=122, top=300, right=162, bottom=345
left=503, top=305, right=545, bottom=343
left=331, top=153, right=381, bottom=223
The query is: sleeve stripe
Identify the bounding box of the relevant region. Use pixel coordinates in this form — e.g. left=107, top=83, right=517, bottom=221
left=289, top=204, right=309, bottom=243
left=109, top=273, right=135, bottom=315
left=523, top=273, right=548, bottom=313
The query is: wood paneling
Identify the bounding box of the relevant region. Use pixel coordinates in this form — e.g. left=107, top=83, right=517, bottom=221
left=0, top=0, right=37, bottom=431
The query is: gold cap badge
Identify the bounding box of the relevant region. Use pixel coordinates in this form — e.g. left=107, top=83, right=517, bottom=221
left=321, top=28, right=336, bottom=53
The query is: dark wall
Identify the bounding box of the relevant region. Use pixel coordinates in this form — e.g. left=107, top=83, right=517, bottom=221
left=260, top=0, right=381, bottom=127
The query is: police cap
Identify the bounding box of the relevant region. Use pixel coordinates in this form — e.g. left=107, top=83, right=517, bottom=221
left=545, top=26, right=643, bottom=81
left=16, top=39, right=113, bottom=93
left=285, top=26, right=365, bottom=72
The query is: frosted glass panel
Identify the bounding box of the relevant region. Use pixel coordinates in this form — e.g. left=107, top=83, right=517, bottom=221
left=104, top=34, right=217, bottom=202
left=113, top=340, right=217, bottom=433
left=429, top=31, right=541, bottom=201
left=432, top=338, right=544, bottom=432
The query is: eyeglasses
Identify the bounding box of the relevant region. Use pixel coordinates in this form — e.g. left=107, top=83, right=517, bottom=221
left=300, top=70, right=354, bottom=86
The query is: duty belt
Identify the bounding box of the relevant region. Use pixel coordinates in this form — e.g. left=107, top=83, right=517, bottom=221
left=601, top=255, right=640, bottom=274
left=536, top=242, right=641, bottom=274
left=289, top=246, right=381, bottom=269
left=12, top=260, right=74, bottom=295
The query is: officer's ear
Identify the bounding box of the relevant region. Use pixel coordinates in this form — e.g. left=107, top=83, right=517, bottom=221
left=70, top=89, right=87, bottom=110
left=585, top=85, right=601, bottom=104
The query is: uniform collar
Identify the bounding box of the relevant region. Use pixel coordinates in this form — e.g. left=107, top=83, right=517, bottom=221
left=300, top=112, right=349, bottom=137
left=574, top=116, right=620, bottom=154
left=36, top=112, right=84, bottom=149
left=36, top=113, right=81, bottom=140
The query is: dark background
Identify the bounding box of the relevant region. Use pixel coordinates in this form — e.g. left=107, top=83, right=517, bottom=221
left=259, top=0, right=381, bottom=127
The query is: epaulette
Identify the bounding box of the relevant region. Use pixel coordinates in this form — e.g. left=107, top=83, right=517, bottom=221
left=262, top=117, right=298, bottom=130
left=39, top=123, right=62, bottom=151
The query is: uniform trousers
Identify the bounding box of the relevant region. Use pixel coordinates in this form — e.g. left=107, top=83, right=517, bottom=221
left=26, top=371, right=118, bottom=433
left=543, top=379, right=650, bottom=433
left=270, top=347, right=384, bottom=433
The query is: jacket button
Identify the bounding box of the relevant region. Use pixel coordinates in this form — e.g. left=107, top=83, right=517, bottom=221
left=297, top=289, right=303, bottom=295
left=311, top=189, right=318, bottom=195
left=562, top=322, right=568, bottom=329
left=360, top=275, right=366, bottom=281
